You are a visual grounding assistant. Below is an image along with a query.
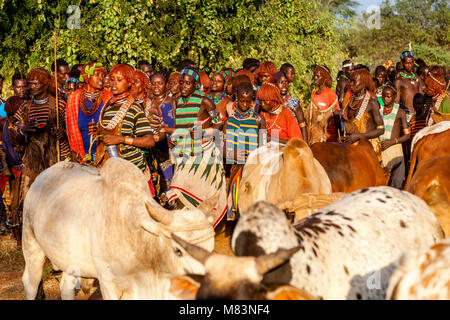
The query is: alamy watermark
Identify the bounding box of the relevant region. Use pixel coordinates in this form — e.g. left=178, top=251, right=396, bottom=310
left=67, top=5, right=81, bottom=29
left=364, top=5, right=381, bottom=30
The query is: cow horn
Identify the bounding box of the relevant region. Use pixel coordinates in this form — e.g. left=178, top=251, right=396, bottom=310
left=255, top=246, right=300, bottom=275
left=197, top=192, right=220, bottom=217
left=171, top=233, right=211, bottom=264
left=145, top=201, right=173, bottom=225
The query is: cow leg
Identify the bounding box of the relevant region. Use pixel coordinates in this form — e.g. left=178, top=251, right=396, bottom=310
left=98, top=279, right=121, bottom=300
left=60, top=272, right=79, bottom=300
left=22, top=228, right=46, bottom=300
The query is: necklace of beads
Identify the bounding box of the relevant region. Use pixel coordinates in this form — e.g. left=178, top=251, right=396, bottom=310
left=269, top=105, right=282, bottom=115
left=383, top=104, right=394, bottom=116
left=400, top=72, right=417, bottom=81
left=235, top=108, right=255, bottom=120
left=80, top=90, right=103, bottom=117
left=100, top=96, right=135, bottom=130
left=353, top=94, right=365, bottom=101
left=85, top=90, right=101, bottom=100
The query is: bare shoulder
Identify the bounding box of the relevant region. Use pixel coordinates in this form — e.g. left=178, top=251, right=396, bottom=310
left=202, top=95, right=215, bottom=110
left=396, top=107, right=407, bottom=120
left=368, top=96, right=380, bottom=110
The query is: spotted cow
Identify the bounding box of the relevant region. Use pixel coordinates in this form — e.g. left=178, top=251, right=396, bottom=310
left=231, top=186, right=444, bottom=300
left=387, top=237, right=450, bottom=300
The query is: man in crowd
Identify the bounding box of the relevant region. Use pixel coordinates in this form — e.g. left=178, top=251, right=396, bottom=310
left=394, top=51, right=422, bottom=124
left=51, top=58, right=70, bottom=101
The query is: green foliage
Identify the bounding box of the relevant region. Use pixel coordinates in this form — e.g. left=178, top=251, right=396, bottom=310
left=412, top=43, right=450, bottom=66
left=319, top=0, right=360, bottom=18
left=343, top=0, right=449, bottom=70
left=0, top=0, right=342, bottom=102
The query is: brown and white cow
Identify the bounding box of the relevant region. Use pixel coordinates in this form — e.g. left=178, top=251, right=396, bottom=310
left=405, top=156, right=450, bottom=237
left=231, top=187, right=443, bottom=300
left=405, top=121, right=450, bottom=186
left=238, top=138, right=331, bottom=213
left=387, top=237, right=450, bottom=300
left=310, top=139, right=386, bottom=193
left=169, top=235, right=317, bottom=300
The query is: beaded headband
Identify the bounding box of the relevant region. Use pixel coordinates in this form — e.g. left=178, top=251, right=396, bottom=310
left=65, top=77, right=79, bottom=85
left=400, top=51, right=414, bottom=61
left=220, top=69, right=235, bottom=84
left=383, top=83, right=397, bottom=94
left=180, top=67, right=200, bottom=83
left=79, top=62, right=106, bottom=82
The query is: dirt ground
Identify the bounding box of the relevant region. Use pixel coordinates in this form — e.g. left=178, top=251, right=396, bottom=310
left=0, top=220, right=235, bottom=300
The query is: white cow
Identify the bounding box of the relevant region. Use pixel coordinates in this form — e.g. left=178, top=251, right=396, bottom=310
left=22, top=158, right=216, bottom=300
left=231, top=187, right=444, bottom=299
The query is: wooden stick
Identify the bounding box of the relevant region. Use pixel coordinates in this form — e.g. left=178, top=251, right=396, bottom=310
left=54, top=32, right=60, bottom=162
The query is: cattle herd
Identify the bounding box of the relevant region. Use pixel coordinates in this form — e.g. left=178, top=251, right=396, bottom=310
left=18, top=120, right=450, bottom=300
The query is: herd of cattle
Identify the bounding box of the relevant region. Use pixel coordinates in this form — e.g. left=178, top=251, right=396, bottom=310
left=20, top=121, right=450, bottom=300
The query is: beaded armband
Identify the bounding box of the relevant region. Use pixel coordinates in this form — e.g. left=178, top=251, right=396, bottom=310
left=208, top=109, right=222, bottom=125
left=403, top=128, right=410, bottom=135
left=299, top=121, right=306, bottom=128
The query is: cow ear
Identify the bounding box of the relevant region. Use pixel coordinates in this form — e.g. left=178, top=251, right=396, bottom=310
left=266, top=285, right=317, bottom=300
left=170, top=275, right=201, bottom=300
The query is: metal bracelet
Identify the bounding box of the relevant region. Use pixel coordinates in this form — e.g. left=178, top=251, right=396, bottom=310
left=125, top=136, right=134, bottom=145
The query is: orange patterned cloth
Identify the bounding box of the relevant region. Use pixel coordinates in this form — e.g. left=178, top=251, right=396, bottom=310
left=66, top=89, right=112, bottom=160
left=262, top=106, right=303, bottom=141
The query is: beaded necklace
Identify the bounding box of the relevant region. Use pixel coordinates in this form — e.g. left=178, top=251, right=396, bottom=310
left=235, top=108, right=255, bottom=120
left=400, top=72, right=417, bottom=81
left=100, top=95, right=135, bottom=130
left=208, top=92, right=226, bottom=106
left=80, top=90, right=103, bottom=117
left=383, top=103, right=395, bottom=116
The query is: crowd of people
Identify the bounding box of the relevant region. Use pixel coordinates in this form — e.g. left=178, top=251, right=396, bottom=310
left=0, top=52, right=448, bottom=236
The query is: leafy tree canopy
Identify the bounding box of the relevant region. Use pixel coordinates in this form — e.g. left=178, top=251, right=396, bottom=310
left=0, top=0, right=344, bottom=102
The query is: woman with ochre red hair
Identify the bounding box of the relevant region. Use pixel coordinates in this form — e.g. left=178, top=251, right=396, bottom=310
left=423, top=65, right=449, bottom=124
left=15, top=67, right=72, bottom=188
left=88, top=64, right=158, bottom=196
left=275, top=71, right=308, bottom=142
left=255, top=61, right=278, bottom=86
left=66, top=62, right=113, bottom=163
left=235, top=69, right=256, bottom=88
left=341, top=68, right=384, bottom=157
left=305, top=65, right=340, bottom=144
left=257, top=83, right=303, bottom=144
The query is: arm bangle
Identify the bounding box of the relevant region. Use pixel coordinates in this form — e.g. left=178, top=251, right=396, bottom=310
left=377, top=125, right=385, bottom=130
left=125, top=136, right=134, bottom=145
left=395, top=138, right=399, bottom=144
left=299, top=121, right=306, bottom=128
left=403, top=128, right=410, bottom=135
